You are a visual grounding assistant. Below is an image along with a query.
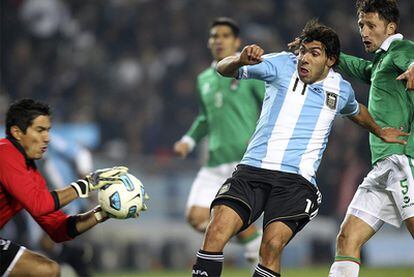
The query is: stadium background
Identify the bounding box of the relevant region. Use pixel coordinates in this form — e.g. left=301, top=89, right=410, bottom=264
left=1, top=0, right=413, bottom=276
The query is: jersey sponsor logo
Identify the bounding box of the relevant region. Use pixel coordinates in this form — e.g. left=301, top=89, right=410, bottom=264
left=218, top=183, right=231, bottom=195
left=325, top=91, right=337, bottom=110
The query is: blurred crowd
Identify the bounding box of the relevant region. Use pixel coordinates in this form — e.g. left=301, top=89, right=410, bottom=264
left=1, top=0, right=413, bottom=216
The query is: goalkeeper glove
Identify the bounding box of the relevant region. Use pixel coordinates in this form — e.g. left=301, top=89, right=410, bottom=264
left=71, top=166, right=129, bottom=198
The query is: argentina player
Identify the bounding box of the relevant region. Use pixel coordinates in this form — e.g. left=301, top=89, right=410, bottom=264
left=191, top=20, right=408, bottom=277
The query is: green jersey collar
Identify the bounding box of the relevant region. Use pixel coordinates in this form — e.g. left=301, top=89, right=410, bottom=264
left=376, top=33, right=403, bottom=53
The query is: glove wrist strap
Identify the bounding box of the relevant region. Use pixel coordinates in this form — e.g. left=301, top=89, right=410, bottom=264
left=71, top=179, right=89, bottom=198
left=93, top=206, right=108, bottom=223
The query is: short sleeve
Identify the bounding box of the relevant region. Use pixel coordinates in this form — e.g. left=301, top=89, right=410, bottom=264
left=340, top=85, right=360, bottom=117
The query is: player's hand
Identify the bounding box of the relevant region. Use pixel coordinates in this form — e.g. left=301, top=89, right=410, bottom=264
left=287, top=37, right=301, bottom=55
left=396, top=64, right=414, bottom=90
left=379, top=127, right=410, bottom=145
left=174, top=141, right=190, bottom=158
left=71, top=166, right=128, bottom=198
left=93, top=205, right=108, bottom=223
left=86, top=166, right=128, bottom=190
left=239, top=44, right=264, bottom=65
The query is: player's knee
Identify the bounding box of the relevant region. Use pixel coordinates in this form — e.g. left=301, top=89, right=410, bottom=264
left=36, top=259, right=60, bottom=277
left=261, top=237, right=285, bottom=258
left=186, top=208, right=210, bottom=232
left=205, top=221, right=229, bottom=242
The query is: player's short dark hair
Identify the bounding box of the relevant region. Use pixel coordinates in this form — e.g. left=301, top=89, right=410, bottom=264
left=356, top=0, right=399, bottom=27
left=211, top=17, right=240, bottom=37
left=299, top=19, right=340, bottom=66
left=5, top=98, right=51, bottom=137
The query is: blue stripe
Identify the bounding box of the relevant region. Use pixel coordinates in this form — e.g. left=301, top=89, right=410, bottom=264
left=242, top=80, right=290, bottom=167
left=280, top=87, right=325, bottom=180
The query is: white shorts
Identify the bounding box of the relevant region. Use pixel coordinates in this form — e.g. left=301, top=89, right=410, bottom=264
left=347, top=154, right=414, bottom=230
left=186, top=162, right=238, bottom=209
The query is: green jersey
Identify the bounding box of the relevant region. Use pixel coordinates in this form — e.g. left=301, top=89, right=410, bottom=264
left=186, top=66, right=264, bottom=167
left=338, top=36, right=414, bottom=164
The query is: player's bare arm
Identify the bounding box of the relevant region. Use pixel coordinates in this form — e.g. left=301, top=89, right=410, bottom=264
left=397, top=63, right=414, bottom=90
left=74, top=206, right=108, bottom=234
left=349, top=103, right=409, bottom=144
left=216, top=44, right=264, bottom=78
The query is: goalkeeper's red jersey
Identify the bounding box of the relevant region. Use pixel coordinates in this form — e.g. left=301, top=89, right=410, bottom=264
left=0, top=138, right=73, bottom=242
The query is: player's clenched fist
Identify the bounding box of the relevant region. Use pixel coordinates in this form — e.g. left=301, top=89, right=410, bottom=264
left=174, top=141, right=190, bottom=158
left=239, top=44, right=264, bottom=65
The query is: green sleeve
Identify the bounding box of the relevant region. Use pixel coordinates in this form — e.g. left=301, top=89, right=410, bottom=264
left=185, top=81, right=209, bottom=143
left=338, top=52, right=372, bottom=84
left=392, top=41, right=414, bottom=72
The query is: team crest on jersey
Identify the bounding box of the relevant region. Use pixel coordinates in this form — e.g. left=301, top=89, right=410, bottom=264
left=325, top=91, right=337, bottom=110
left=218, top=183, right=231, bottom=195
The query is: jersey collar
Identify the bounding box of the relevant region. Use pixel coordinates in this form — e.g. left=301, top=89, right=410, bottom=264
left=6, top=136, right=37, bottom=169
left=376, top=33, right=403, bottom=53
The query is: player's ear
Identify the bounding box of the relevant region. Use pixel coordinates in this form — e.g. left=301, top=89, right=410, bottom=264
left=386, top=22, right=397, bottom=35
left=10, top=126, right=23, bottom=140
left=327, top=56, right=336, bottom=68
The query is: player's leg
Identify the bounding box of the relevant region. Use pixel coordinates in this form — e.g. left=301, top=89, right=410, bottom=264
left=193, top=165, right=265, bottom=277
left=192, top=204, right=244, bottom=277
left=236, top=224, right=262, bottom=262
left=186, top=206, right=210, bottom=232
left=253, top=172, right=320, bottom=277
left=254, top=221, right=293, bottom=276
left=329, top=212, right=379, bottom=277
left=186, top=166, right=226, bottom=232
left=1, top=238, right=60, bottom=277
left=330, top=176, right=391, bottom=276
left=10, top=250, right=60, bottom=277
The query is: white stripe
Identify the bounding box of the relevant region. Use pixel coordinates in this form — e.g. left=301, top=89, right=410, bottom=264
left=4, top=246, right=26, bottom=277
left=196, top=252, right=224, bottom=261
left=298, top=73, right=339, bottom=181
left=255, top=265, right=276, bottom=277
left=310, top=208, right=319, bottom=220
left=262, top=73, right=306, bottom=170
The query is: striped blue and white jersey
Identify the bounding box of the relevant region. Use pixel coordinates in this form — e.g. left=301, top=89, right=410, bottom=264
left=237, top=52, right=359, bottom=185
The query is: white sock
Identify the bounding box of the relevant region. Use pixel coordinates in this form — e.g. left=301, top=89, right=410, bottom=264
left=329, top=261, right=360, bottom=277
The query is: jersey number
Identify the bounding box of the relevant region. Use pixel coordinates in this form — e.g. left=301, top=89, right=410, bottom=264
left=304, top=198, right=312, bottom=214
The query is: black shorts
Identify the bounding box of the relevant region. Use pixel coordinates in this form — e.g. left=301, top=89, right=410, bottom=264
left=211, top=164, right=321, bottom=237
left=0, top=238, right=25, bottom=276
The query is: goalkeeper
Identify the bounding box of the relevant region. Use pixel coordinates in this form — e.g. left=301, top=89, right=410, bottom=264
left=0, top=99, right=127, bottom=276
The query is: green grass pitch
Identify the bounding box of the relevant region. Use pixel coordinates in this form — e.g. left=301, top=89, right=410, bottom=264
left=95, top=266, right=414, bottom=277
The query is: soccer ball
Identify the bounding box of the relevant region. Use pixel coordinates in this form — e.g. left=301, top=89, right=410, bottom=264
left=98, top=173, right=147, bottom=219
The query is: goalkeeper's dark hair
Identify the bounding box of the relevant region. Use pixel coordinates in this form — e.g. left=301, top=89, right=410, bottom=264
left=299, top=19, right=340, bottom=66
left=6, top=98, right=51, bottom=137
left=356, top=0, right=399, bottom=28
left=211, top=17, right=240, bottom=37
